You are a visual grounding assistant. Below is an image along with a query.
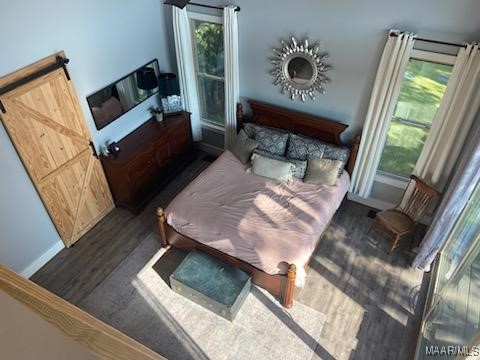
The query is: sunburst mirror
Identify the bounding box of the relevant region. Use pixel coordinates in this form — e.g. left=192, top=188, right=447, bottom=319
left=271, top=37, right=331, bottom=101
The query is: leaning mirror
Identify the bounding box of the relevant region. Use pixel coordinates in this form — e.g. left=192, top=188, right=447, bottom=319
left=87, top=59, right=160, bottom=130
left=271, top=37, right=331, bottom=101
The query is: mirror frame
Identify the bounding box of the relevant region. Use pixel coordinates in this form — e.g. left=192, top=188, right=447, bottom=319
left=271, top=37, right=331, bottom=102
left=87, top=59, right=160, bottom=130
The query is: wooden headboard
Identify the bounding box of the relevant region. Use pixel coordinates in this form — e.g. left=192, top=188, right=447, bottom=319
left=236, top=99, right=361, bottom=175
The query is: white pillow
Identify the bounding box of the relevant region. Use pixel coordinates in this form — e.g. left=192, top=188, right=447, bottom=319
left=251, top=153, right=294, bottom=183
left=304, top=157, right=343, bottom=186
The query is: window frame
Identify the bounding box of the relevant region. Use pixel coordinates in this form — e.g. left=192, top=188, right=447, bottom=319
left=188, top=11, right=225, bottom=130
left=375, top=49, right=457, bottom=188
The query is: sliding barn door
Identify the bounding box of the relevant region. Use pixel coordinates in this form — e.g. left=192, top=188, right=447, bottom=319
left=0, top=53, right=114, bottom=247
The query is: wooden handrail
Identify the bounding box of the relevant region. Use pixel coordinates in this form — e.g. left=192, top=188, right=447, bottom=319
left=0, top=264, right=165, bottom=360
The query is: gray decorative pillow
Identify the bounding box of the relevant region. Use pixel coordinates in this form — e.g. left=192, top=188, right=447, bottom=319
left=230, top=129, right=257, bottom=164
left=254, top=126, right=289, bottom=156
left=287, top=133, right=350, bottom=176
left=304, top=157, right=343, bottom=186
left=287, top=134, right=326, bottom=161
left=322, top=143, right=350, bottom=176
left=251, top=153, right=294, bottom=183
left=253, top=149, right=307, bottom=179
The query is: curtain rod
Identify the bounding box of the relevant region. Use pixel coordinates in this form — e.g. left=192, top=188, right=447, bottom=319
left=390, top=32, right=466, bottom=48
left=189, top=2, right=240, bottom=12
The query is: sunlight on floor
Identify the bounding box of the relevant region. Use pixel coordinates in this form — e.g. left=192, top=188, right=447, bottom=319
left=127, top=244, right=328, bottom=360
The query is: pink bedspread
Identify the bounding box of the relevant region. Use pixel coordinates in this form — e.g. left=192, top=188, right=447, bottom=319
left=166, top=150, right=349, bottom=284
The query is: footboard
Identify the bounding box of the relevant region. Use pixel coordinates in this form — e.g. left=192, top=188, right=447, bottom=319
left=156, top=207, right=296, bottom=308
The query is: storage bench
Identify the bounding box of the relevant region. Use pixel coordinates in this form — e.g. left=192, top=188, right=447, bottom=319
left=170, top=250, right=251, bottom=321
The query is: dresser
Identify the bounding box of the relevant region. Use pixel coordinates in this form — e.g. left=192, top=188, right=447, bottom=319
left=101, top=112, right=194, bottom=213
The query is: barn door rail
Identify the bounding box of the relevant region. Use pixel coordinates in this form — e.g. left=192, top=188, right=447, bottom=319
left=0, top=56, right=70, bottom=113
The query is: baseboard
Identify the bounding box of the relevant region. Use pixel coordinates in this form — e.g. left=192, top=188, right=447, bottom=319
left=347, top=192, right=432, bottom=225
left=196, top=142, right=224, bottom=157
left=347, top=192, right=395, bottom=211
left=20, top=240, right=65, bottom=279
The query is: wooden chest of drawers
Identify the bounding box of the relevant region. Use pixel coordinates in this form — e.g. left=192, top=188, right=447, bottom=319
left=101, top=112, right=194, bottom=213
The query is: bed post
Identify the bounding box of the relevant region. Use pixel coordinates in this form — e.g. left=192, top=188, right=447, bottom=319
left=156, top=207, right=169, bottom=248
left=236, top=102, right=244, bottom=132
left=345, top=135, right=361, bottom=176
left=282, top=264, right=296, bottom=309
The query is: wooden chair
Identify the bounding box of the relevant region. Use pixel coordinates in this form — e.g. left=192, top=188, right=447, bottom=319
left=368, top=175, right=440, bottom=255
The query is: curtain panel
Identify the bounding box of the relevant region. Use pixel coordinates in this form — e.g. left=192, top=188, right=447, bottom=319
left=223, top=5, right=240, bottom=149
left=414, top=44, right=480, bottom=190
left=116, top=78, right=137, bottom=110
left=350, top=30, right=416, bottom=198
left=412, top=119, right=480, bottom=271
left=172, top=7, right=202, bottom=141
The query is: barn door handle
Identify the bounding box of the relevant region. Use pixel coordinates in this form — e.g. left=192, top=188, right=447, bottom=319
left=89, top=141, right=98, bottom=158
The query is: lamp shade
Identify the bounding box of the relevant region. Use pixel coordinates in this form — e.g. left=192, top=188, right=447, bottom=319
left=164, top=0, right=190, bottom=9
left=158, top=73, right=180, bottom=97
left=136, top=67, right=158, bottom=90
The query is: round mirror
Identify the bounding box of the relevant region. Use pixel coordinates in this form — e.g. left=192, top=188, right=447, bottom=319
left=271, top=37, right=331, bottom=101
left=286, top=57, right=314, bottom=85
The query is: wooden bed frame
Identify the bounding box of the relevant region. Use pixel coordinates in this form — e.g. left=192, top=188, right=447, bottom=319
left=157, top=99, right=360, bottom=308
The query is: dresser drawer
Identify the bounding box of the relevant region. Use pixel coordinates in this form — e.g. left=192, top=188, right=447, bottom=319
left=167, top=117, right=191, bottom=157
left=170, top=137, right=190, bottom=158
left=127, top=150, right=158, bottom=190
left=166, top=116, right=189, bottom=131
left=155, top=142, right=171, bottom=168
left=101, top=114, right=193, bottom=213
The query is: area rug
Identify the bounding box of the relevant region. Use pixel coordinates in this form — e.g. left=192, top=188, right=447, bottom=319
left=79, top=234, right=326, bottom=360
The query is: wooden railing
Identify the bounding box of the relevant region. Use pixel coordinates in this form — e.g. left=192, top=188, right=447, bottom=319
left=0, top=264, right=165, bottom=360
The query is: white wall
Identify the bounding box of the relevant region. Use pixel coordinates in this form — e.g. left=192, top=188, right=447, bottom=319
left=0, top=0, right=174, bottom=275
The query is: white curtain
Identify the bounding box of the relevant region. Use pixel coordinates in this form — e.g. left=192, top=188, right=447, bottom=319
left=116, top=78, right=137, bottom=110
left=414, top=43, right=480, bottom=190
left=350, top=31, right=416, bottom=198
left=172, top=7, right=202, bottom=141
left=223, top=5, right=240, bottom=149
left=412, top=120, right=480, bottom=271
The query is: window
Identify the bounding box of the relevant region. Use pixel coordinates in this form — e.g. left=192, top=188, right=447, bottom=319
left=190, top=13, right=225, bottom=128
left=378, top=50, right=455, bottom=178
left=415, top=181, right=480, bottom=359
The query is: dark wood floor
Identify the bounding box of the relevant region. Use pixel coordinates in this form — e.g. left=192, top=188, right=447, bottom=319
left=31, top=152, right=212, bottom=305
left=32, top=152, right=428, bottom=360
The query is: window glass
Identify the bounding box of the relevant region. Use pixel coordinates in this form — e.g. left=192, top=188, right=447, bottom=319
left=191, top=19, right=225, bottom=126
left=197, top=76, right=225, bottom=125
left=378, top=59, right=453, bottom=177
left=417, top=238, right=480, bottom=359
left=416, top=182, right=480, bottom=359
left=436, top=182, right=480, bottom=294
left=193, top=20, right=224, bottom=77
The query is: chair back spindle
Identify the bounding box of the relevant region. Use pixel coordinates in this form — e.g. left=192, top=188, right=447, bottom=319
left=396, top=175, right=440, bottom=223
left=372, top=174, right=440, bottom=254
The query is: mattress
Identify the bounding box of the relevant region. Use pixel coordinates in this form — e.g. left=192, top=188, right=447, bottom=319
left=166, top=150, right=350, bottom=286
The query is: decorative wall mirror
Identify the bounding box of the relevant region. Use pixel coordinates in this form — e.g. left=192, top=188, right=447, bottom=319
left=271, top=37, right=331, bottom=101
left=87, top=59, right=160, bottom=130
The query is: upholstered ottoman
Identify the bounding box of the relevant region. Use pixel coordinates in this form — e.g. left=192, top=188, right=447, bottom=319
left=170, top=250, right=251, bottom=321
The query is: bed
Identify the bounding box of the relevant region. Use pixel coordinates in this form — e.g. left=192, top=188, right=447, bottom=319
left=157, top=100, right=360, bottom=308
